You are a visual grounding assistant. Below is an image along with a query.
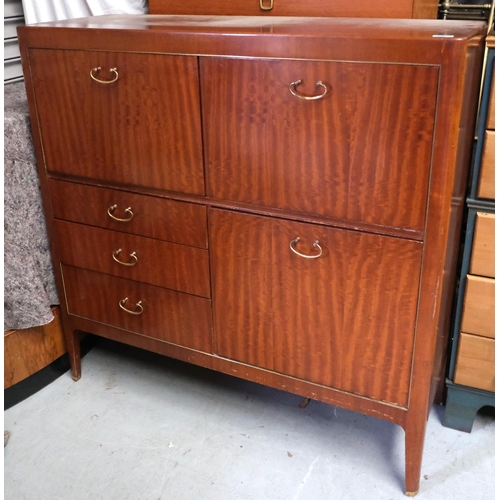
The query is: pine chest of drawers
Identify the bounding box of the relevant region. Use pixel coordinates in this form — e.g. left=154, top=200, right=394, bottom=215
left=18, top=16, right=486, bottom=495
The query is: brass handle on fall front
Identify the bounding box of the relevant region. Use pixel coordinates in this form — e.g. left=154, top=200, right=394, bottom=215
left=107, top=205, right=134, bottom=222
left=90, top=66, right=119, bottom=84
left=259, top=0, right=274, bottom=10
left=289, top=80, right=329, bottom=100
left=112, top=249, right=138, bottom=266
left=119, top=298, right=143, bottom=315
left=289, top=237, right=323, bottom=259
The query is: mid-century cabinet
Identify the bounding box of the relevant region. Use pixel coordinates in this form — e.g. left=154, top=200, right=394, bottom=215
left=18, top=16, right=486, bottom=495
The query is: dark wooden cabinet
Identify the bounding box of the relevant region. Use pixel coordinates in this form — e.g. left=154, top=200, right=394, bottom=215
left=18, top=16, right=486, bottom=495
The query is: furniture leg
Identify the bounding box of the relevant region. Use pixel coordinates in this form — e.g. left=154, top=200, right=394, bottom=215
left=64, top=328, right=82, bottom=381
left=404, top=419, right=426, bottom=496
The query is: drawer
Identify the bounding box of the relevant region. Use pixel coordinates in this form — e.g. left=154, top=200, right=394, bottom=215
left=150, top=0, right=414, bottom=17
left=486, top=70, right=495, bottom=130
left=202, top=58, right=438, bottom=232
left=62, top=265, right=213, bottom=353
left=461, top=275, right=495, bottom=338
left=477, top=130, right=495, bottom=200
left=29, top=49, right=204, bottom=195
left=55, top=221, right=211, bottom=298
left=454, top=333, right=494, bottom=392
left=49, top=180, right=208, bottom=249
left=469, top=212, right=495, bottom=278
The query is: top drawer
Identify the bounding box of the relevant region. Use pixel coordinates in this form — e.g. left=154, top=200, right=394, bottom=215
left=202, top=58, right=439, bottom=232
left=29, top=49, right=204, bottom=195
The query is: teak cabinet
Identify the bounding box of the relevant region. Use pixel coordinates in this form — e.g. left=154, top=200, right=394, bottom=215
left=18, top=16, right=486, bottom=496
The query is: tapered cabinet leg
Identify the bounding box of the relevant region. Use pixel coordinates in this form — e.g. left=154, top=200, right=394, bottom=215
left=64, top=328, right=82, bottom=381
left=404, top=423, right=426, bottom=496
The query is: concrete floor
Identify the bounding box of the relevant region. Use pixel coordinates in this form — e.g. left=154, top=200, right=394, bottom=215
left=4, top=339, right=494, bottom=500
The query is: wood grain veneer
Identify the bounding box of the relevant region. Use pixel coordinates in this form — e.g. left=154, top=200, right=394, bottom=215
left=49, top=179, right=208, bottom=249
left=203, top=58, right=438, bottom=233
left=62, top=265, right=213, bottom=353
left=211, top=209, right=422, bottom=407
left=29, top=49, right=204, bottom=195
left=55, top=220, right=211, bottom=298
left=17, top=16, right=486, bottom=496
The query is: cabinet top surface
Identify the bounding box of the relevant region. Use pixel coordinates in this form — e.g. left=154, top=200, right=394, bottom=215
left=25, top=14, right=485, bottom=41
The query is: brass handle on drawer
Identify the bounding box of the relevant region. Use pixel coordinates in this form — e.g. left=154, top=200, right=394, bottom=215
left=259, top=0, right=274, bottom=10
left=108, top=204, right=134, bottom=222
left=90, top=67, right=119, bottom=84
left=119, top=298, right=143, bottom=315
left=112, top=249, right=138, bottom=266
left=290, top=237, right=323, bottom=259
left=289, top=80, right=329, bottom=101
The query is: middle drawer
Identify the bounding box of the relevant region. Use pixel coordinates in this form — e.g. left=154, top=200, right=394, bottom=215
left=55, top=220, right=211, bottom=298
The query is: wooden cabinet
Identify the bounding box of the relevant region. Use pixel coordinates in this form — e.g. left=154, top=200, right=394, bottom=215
left=18, top=16, right=486, bottom=496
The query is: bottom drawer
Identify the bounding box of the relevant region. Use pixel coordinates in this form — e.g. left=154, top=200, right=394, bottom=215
left=62, top=265, right=213, bottom=353
left=454, top=332, right=495, bottom=392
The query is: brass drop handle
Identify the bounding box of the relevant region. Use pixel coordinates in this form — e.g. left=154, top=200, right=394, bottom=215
left=90, top=66, right=119, bottom=84
left=289, top=237, right=323, bottom=259
left=119, top=298, right=143, bottom=315
left=108, top=204, right=134, bottom=222
left=259, top=0, right=274, bottom=10
left=112, top=249, right=138, bottom=266
left=289, top=80, right=329, bottom=101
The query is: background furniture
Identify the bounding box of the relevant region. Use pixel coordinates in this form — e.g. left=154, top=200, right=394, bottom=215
left=18, top=16, right=485, bottom=495
left=149, top=0, right=439, bottom=18
left=444, top=34, right=495, bottom=432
